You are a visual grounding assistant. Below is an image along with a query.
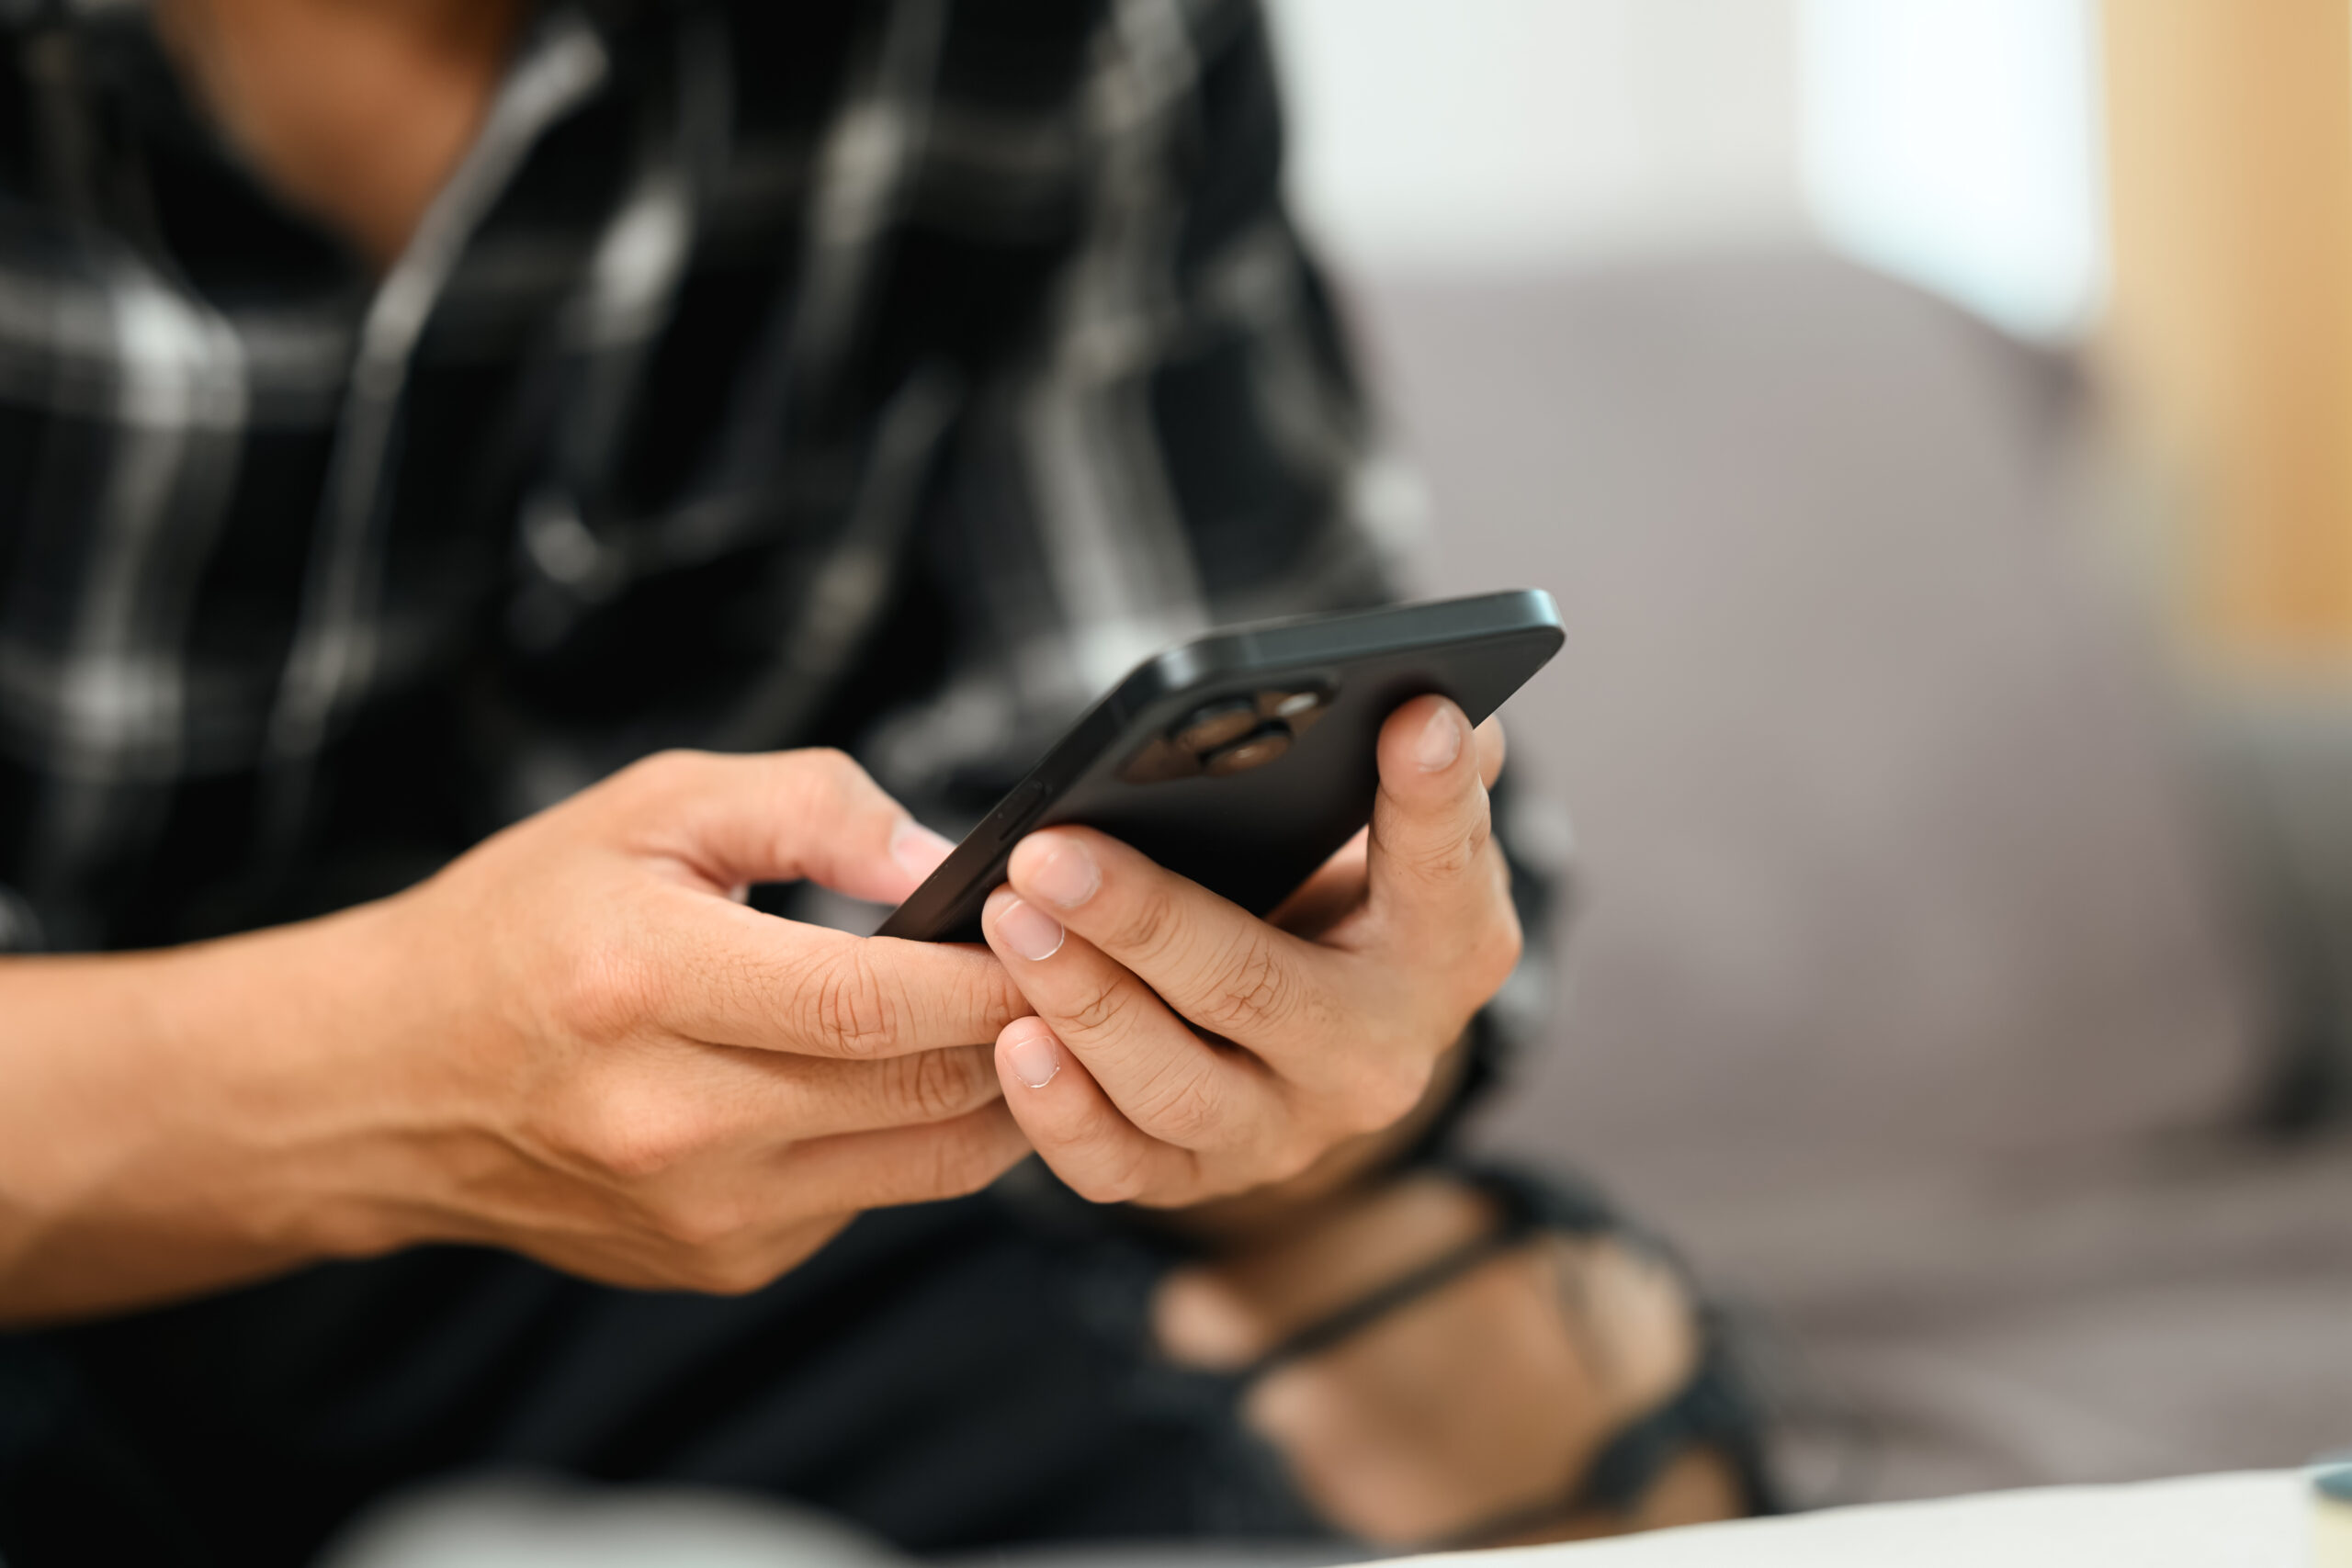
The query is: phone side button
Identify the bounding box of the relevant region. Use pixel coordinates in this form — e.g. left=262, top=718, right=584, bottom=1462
left=993, top=779, right=1051, bottom=843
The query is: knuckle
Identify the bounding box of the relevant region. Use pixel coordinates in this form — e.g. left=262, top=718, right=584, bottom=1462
left=555, top=939, right=660, bottom=1042
left=915, top=1118, right=1016, bottom=1200
left=701, top=1266, right=771, bottom=1297
left=1194, top=931, right=1295, bottom=1039
left=1107, top=879, right=1182, bottom=963
left=594, top=1123, right=678, bottom=1182
left=1467, top=795, right=1497, bottom=855
left=1132, top=1061, right=1223, bottom=1147
left=1060, top=970, right=1137, bottom=1041
left=803, top=946, right=903, bottom=1058
left=891, top=1045, right=990, bottom=1122
left=800, top=745, right=860, bottom=782
left=1408, top=819, right=1487, bottom=885
left=791, top=747, right=869, bottom=812
left=651, top=1194, right=745, bottom=1251
left=669, top=1221, right=842, bottom=1296
left=1340, top=1056, right=1433, bottom=1138
left=560, top=1086, right=698, bottom=1182
left=962, top=960, right=1025, bottom=1039
left=1071, top=1139, right=1154, bottom=1205
left=1476, top=902, right=1526, bottom=996
left=676, top=1247, right=776, bottom=1296
left=1260, top=1132, right=1323, bottom=1188
left=1396, top=790, right=1495, bottom=887
left=616, top=747, right=706, bottom=804
left=1451, top=887, right=1525, bottom=1009
left=1385, top=1055, right=1439, bottom=1125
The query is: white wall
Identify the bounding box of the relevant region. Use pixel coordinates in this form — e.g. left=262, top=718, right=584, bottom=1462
left=1267, top=0, right=2107, bottom=341
left=1798, top=0, right=2104, bottom=340
left=1266, top=0, right=1805, bottom=273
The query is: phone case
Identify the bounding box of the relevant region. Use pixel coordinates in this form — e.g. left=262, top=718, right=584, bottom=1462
left=876, top=590, right=1565, bottom=942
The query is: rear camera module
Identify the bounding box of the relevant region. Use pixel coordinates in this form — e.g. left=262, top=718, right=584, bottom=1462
left=1117, top=680, right=1337, bottom=784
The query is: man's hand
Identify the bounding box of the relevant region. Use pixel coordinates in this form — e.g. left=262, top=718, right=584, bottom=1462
left=0, top=750, right=1030, bottom=1324
left=978, top=695, right=1517, bottom=1207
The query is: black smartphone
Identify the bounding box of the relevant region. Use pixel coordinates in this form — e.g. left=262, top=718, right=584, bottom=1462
left=876, top=590, right=1564, bottom=943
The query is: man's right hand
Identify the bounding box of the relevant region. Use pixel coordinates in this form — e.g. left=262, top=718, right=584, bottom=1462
left=0, top=750, right=1031, bottom=1325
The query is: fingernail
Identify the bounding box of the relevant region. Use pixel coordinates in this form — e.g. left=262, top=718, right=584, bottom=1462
left=997, top=896, right=1066, bottom=962
left=1415, top=705, right=1464, bottom=772
left=891, top=818, right=956, bottom=881
left=1026, top=836, right=1100, bottom=908
left=1005, top=1024, right=1062, bottom=1089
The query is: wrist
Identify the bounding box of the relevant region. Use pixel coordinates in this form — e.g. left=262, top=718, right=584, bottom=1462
left=0, top=897, right=441, bottom=1324
left=164, top=894, right=456, bottom=1263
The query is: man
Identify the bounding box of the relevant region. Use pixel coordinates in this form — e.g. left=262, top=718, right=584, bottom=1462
left=0, top=0, right=1761, bottom=1560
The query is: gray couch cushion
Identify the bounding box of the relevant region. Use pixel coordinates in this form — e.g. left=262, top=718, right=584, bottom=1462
left=1346, top=249, right=2348, bottom=1496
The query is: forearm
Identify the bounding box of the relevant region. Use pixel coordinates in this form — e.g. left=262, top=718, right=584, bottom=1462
left=0, top=748, right=1047, bottom=1323
left=0, top=900, right=430, bottom=1326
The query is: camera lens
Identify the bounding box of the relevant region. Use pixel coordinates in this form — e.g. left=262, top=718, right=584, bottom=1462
left=1172, top=699, right=1261, bottom=754
left=1271, top=690, right=1322, bottom=719
left=1201, top=723, right=1293, bottom=776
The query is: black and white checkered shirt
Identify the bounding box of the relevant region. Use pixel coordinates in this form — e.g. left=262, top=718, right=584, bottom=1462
left=0, top=1, right=1536, bottom=1000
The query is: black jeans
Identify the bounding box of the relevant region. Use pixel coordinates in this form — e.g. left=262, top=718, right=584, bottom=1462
left=0, top=1168, right=1324, bottom=1567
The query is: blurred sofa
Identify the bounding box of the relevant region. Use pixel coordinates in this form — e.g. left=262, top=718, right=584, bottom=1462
left=1347, top=251, right=2352, bottom=1501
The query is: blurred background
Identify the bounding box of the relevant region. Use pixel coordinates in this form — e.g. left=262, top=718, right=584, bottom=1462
left=1256, top=0, right=2352, bottom=1505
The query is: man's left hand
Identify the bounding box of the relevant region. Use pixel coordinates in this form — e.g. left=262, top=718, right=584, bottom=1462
left=979, top=694, right=1516, bottom=1207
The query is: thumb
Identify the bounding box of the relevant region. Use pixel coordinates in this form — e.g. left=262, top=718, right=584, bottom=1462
left=1363, top=697, right=1512, bottom=956
left=605, top=748, right=956, bottom=904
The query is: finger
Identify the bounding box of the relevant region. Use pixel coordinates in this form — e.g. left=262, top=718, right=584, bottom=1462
left=1475, top=714, right=1507, bottom=789
left=527, top=1202, right=865, bottom=1297
left=632, top=1040, right=1009, bottom=1149
left=782, top=1100, right=1033, bottom=1212
left=1231, top=720, right=1503, bottom=942
left=1001, top=827, right=1340, bottom=1059
left=990, top=1015, right=1202, bottom=1204
left=534, top=1105, right=1029, bottom=1294
left=646, top=890, right=1029, bottom=1057
left=981, top=888, right=1284, bottom=1151
left=604, top=748, right=956, bottom=905
left=634, top=1104, right=1035, bottom=1291
left=1266, top=826, right=1367, bottom=937
left=1257, top=718, right=1498, bottom=940
left=1361, top=695, right=1516, bottom=968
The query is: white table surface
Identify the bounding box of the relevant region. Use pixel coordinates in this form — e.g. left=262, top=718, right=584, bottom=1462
left=322, top=1470, right=2315, bottom=1567
left=1402, top=1472, right=2304, bottom=1568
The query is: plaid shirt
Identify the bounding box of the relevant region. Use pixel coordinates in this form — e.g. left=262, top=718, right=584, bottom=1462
left=0, top=0, right=1546, bottom=1043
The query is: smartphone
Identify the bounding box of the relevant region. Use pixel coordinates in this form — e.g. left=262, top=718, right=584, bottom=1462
left=876, top=590, right=1564, bottom=943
